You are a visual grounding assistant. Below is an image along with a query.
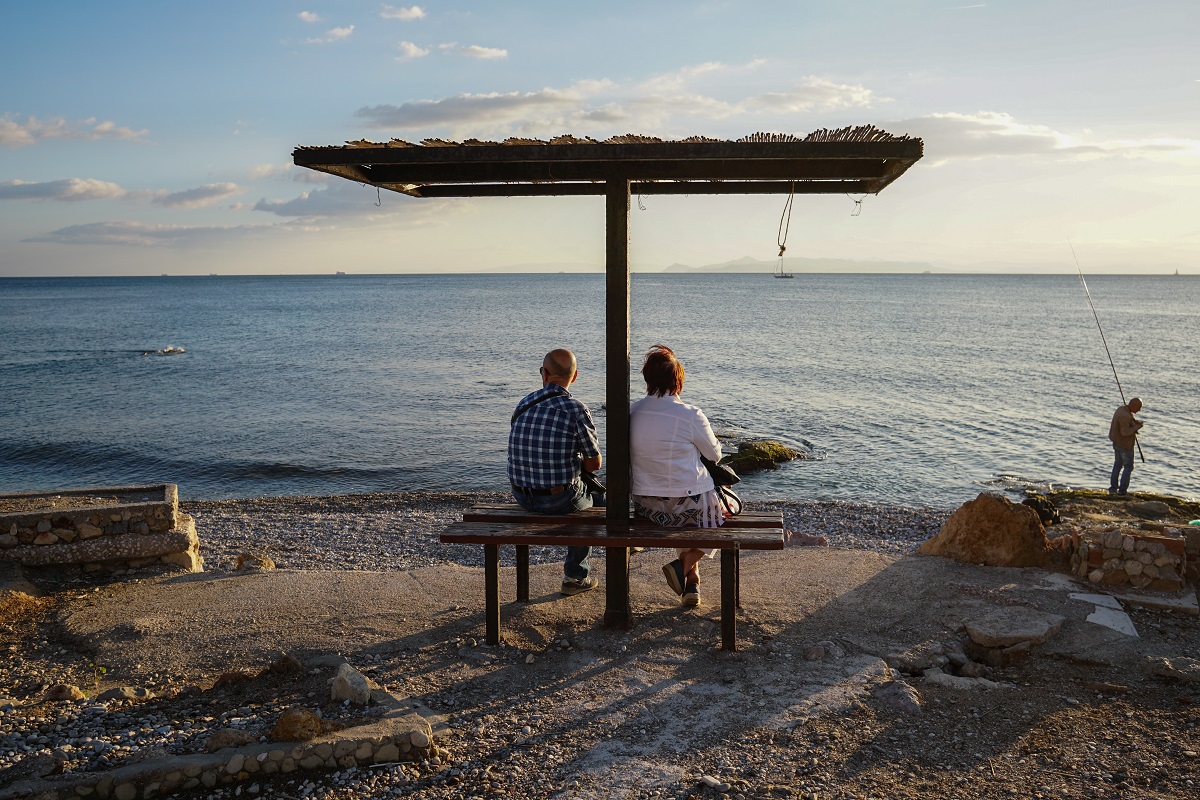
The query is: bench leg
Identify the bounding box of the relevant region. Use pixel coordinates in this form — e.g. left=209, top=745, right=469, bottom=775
left=515, top=545, right=530, bottom=602
left=484, top=544, right=500, bottom=646
left=603, top=546, right=632, bottom=630
left=735, top=549, right=742, bottom=610
left=720, top=548, right=737, bottom=651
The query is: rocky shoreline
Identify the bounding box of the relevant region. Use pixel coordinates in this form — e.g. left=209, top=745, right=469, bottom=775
left=177, top=491, right=951, bottom=574
left=0, top=493, right=950, bottom=793
left=2, top=491, right=1198, bottom=800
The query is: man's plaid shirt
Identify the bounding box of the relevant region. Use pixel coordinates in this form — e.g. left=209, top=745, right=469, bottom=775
left=507, top=384, right=600, bottom=489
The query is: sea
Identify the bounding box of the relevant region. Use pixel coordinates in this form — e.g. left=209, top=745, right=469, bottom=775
left=1, top=273, right=1197, bottom=509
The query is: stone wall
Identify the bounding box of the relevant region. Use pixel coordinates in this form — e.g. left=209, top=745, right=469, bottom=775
left=0, top=484, right=200, bottom=573
left=1069, top=526, right=1197, bottom=593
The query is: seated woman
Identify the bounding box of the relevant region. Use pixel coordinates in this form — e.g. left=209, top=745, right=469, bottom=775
left=629, top=345, right=725, bottom=607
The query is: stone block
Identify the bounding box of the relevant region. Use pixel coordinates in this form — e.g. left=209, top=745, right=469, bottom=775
left=78, top=523, right=103, bottom=539
left=1104, top=570, right=1130, bottom=585
left=374, top=743, right=400, bottom=763
left=299, top=754, right=325, bottom=770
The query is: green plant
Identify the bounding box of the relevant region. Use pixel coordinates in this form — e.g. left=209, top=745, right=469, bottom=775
left=89, top=662, right=107, bottom=695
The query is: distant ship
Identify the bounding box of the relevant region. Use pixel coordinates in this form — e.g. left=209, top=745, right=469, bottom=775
left=774, top=261, right=794, bottom=279
left=335, top=271, right=347, bottom=276
left=142, top=345, right=185, bottom=356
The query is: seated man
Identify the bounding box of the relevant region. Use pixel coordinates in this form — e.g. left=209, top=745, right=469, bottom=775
left=507, top=348, right=604, bottom=596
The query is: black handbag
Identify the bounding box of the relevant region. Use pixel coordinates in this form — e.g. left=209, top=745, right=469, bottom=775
left=700, top=456, right=742, bottom=515
left=580, top=470, right=607, bottom=498
left=700, top=456, right=740, bottom=486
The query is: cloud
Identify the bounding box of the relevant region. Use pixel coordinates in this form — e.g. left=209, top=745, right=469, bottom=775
left=253, top=180, right=419, bottom=217
left=381, top=5, right=425, bottom=20
left=306, top=25, right=354, bottom=44
left=460, top=45, right=507, bottom=60
left=0, top=178, right=127, bottom=201
left=25, top=220, right=276, bottom=247
left=298, top=11, right=320, bottom=23
left=396, top=40, right=430, bottom=60
left=746, top=78, right=884, bottom=113
left=892, top=112, right=1200, bottom=164
left=353, top=66, right=877, bottom=137
left=252, top=177, right=462, bottom=227
left=0, top=114, right=148, bottom=147
left=152, top=182, right=242, bottom=208
left=249, top=163, right=326, bottom=183
left=356, top=85, right=589, bottom=129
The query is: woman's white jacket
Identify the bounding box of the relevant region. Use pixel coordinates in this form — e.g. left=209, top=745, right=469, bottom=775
left=629, top=393, right=722, bottom=497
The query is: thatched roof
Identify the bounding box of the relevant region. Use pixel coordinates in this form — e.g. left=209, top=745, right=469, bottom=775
left=292, top=126, right=923, bottom=198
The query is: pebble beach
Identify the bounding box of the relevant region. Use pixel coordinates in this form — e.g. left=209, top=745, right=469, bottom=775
left=0, top=491, right=953, bottom=795
left=178, top=491, right=952, bottom=574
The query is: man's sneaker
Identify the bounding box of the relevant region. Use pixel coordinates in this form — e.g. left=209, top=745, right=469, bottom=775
left=662, top=559, right=685, bottom=596
left=560, top=576, right=598, bottom=596
left=681, top=583, right=700, bottom=607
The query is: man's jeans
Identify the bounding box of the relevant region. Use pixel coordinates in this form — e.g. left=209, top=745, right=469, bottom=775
left=1110, top=443, right=1135, bottom=494
left=512, top=478, right=605, bottom=581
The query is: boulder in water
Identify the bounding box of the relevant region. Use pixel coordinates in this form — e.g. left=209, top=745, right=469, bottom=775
left=726, top=440, right=799, bottom=473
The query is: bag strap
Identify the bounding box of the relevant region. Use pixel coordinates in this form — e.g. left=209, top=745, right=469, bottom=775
left=510, top=387, right=564, bottom=425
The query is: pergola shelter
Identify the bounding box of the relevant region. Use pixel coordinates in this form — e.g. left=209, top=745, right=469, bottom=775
left=293, top=128, right=923, bottom=630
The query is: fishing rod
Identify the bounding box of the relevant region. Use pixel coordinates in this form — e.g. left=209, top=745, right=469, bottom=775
left=1070, top=240, right=1144, bottom=462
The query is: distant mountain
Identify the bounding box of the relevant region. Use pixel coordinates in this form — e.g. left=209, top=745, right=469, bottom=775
left=661, top=256, right=940, bottom=274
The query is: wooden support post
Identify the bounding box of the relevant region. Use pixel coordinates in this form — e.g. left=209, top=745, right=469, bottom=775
left=604, top=178, right=633, bottom=630
left=485, top=543, right=500, bottom=645
left=516, top=544, right=530, bottom=602
left=720, top=548, right=737, bottom=651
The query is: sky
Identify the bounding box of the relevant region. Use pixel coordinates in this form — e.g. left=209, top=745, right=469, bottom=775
left=1, top=0, right=1197, bottom=277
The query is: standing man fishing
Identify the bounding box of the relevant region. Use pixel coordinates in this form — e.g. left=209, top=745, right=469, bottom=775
left=1108, top=398, right=1144, bottom=496
left=1072, top=242, right=1147, bottom=497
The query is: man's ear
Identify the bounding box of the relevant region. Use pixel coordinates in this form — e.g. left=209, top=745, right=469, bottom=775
left=570, top=370, right=579, bottom=385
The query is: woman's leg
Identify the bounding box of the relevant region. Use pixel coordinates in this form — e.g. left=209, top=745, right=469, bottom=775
left=680, top=548, right=705, bottom=584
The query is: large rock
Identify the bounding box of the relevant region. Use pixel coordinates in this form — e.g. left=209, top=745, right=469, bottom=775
left=330, top=662, right=372, bottom=705
left=270, top=706, right=325, bottom=742
left=726, top=440, right=800, bottom=474
left=918, top=492, right=1053, bottom=568
left=965, top=608, right=1065, bottom=647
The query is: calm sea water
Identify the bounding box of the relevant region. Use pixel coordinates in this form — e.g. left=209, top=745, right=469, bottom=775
left=1, top=273, right=1197, bottom=508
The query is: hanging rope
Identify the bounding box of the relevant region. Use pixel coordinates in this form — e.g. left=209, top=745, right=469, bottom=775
left=776, top=181, right=795, bottom=257
left=846, top=193, right=865, bottom=216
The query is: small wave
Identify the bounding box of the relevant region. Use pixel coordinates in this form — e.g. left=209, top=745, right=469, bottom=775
left=979, top=474, right=1086, bottom=498
left=228, top=461, right=402, bottom=481
left=141, top=345, right=186, bottom=356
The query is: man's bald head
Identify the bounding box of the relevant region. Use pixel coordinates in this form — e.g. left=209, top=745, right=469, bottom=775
left=542, top=349, right=577, bottom=380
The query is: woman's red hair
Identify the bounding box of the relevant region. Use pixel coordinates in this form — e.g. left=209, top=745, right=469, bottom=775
left=642, top=344, right=685, bottom=397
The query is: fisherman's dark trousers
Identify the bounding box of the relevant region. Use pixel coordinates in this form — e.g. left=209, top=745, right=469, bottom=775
left=1110, top=443, right=1135, bottom=495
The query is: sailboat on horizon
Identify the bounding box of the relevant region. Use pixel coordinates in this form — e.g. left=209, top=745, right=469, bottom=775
left=774, top=259, right=794, bottom=279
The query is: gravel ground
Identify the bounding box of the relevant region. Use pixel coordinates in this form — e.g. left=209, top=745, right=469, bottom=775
left=2, top=492, right=1198, bottom=800
left=177, top=492, right=949, bottom=574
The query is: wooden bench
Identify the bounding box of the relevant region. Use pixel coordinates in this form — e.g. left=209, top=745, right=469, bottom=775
left=441, top=504, right=784, bottom=651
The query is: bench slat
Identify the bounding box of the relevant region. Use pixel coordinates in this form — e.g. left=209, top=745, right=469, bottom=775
left=463, top=503, right=782, bottom=529
left=441, top=520, right=784, bottom=550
